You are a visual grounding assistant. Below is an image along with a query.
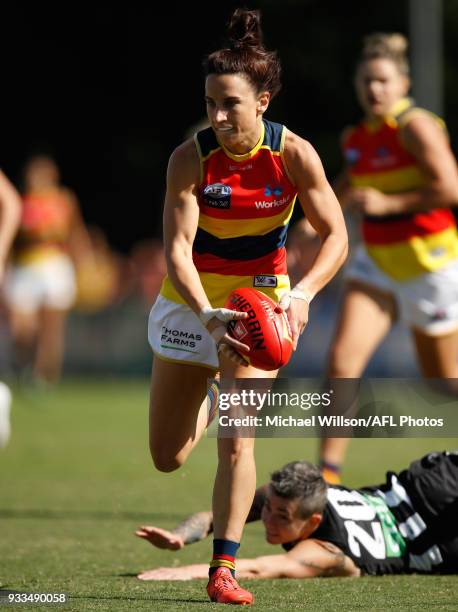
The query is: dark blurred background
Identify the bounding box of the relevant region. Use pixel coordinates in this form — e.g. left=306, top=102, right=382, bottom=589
left=1, top=1, right=457, bottom=252
left=0, top=1, right=457, bottom=377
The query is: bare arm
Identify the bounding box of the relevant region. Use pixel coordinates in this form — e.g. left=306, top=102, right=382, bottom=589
left=235, top=539, right=360, bottom=579
left=284, top=132, right=348, bottom=299
left=0, top=170, right=21, bottom=281
left=163, top=140, right=212, bottom=316
left=286, top=218, right=322, bottom=287
left=332, top=169, right=354, bottom=208
left=172, top=485, right=266, bottom=543
left=173, top=511, right=214, bottom=544
left=135, top=487, right=267, bottom=550
left=137, top=539, right=360, bottom=581
left=392, top=114, right=458, bottom=211
left=352, top=114, right=458, bottom=216
left=281, top=132, right=348, bottom=346
left=135, top=513, right=213, bottom=551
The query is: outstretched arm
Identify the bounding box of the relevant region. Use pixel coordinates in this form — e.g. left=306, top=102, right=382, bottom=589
left=135, top=486, right=268, bottom=550
left=135, top=512, right=213, bottom=550
left=235, top=539, right=360, bottom=579
left=137, top=539, right=360, bottom=581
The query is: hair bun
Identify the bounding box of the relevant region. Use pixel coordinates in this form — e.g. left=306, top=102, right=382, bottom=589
left=362, top=32, right=408, bottom=59
left=360, top=32, right=409, bottom=75
left=228, top=8, right=263, bottom=50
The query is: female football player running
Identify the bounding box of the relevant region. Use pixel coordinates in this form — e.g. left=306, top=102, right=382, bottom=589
left=147, top=8, right=347, bottom=604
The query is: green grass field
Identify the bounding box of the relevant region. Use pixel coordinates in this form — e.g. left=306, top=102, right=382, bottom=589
left=1, top=379, right=457, bottom=611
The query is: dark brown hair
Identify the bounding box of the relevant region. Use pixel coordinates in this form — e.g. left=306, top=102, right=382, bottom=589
left=270, top=461, right=327, bottom=519
left=204, top=8, right=282, bottom=99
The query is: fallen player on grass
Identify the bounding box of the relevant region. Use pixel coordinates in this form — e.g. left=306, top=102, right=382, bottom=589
left=136, top=451, right=458, bottom=579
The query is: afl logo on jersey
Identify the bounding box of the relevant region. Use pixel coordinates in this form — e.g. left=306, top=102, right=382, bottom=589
left=203, top=183, right=232, bottom=209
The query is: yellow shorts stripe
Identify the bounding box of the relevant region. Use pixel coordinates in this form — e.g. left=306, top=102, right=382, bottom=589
left=160, top=273, right=290, bottom=308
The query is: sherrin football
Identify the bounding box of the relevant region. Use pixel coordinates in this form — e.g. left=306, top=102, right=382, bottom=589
left=224, top=288, right=293, bottom=371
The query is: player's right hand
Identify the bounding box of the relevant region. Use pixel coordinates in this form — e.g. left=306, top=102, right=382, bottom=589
left=199, top=306, right=250, bottom=366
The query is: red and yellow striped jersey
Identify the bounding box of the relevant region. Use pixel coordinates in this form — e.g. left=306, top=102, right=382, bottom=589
left=161, top=120, right=298, bottom=307
left=14, top=188, right=74, bottom=264
left=343, top=98, right=458, bottom=281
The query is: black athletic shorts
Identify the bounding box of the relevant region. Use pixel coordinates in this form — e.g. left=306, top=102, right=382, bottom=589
left=397, top=450, right=458, bottom=573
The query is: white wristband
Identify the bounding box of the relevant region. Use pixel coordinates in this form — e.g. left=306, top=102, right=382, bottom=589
left=199, top=306, right=239, bottom=327
left=199, top=306, right=216, bottom=326
left=199, top=306, right=242, bottom=344
left=290, top=287, right=313, bottom=304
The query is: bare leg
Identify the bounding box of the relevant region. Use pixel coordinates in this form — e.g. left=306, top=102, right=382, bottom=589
left=149, top=357, right=217, bottom=472
left=8, top=309, right=38, bottom=374
left=212, top=354, right=277, bottom=542
left=0, top=381, right=12, bottom=448
left=321, top=281, right=397, bottom=475
left=212, top=436, right=257, bottom=542
left=34, top=307, right=67, bottom=384
left=412, top=327, right=458, bottom=378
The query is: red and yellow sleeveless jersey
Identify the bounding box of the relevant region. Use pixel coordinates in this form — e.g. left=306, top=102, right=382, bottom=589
left=14, top=188, right=74, bottom=264
left=342, top=98, right=458, bottom=281
left=161, top=119, right=298, bottom=307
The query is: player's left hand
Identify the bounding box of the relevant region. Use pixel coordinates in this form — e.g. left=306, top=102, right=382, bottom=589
left=135, top=525, right=184, bottom=550
left=349, top=187, right=391, bottom=216
left=278, top=292, right=310, bottom=351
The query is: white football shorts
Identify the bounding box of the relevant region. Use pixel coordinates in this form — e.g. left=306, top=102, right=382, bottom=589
left=4, top=253, right=77, bottom=312
left=148, top=294, right=219, bottom=369
left=345, top=245, right=458, bottom=336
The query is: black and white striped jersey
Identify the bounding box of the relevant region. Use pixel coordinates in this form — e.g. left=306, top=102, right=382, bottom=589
left=311, top=451, right=458, bottom=575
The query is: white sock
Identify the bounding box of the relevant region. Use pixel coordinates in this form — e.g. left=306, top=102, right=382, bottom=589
left=0, top=381, right=12, bottom=449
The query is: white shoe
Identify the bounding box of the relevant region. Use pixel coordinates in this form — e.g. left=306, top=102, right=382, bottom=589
left=0, top=382, right=12, bottom=448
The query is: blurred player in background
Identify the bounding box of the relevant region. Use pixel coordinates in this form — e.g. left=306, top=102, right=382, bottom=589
left=0, top=170, right=21, bottom=447
left=3, top=154, right=92, bottom=386
left=147, top=7, right=347, bottom=605
left=74, top=225, right=126, bottom=314
left=315, top=33, right=458, bottom=483
left=129, top=239, right=166, bottom=308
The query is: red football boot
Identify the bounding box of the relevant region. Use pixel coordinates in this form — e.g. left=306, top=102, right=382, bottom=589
left=207, top=567, right=253, bottom=605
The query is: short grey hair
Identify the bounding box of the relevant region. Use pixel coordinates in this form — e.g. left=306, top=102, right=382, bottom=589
left=270, top=461, right=327, bottom=519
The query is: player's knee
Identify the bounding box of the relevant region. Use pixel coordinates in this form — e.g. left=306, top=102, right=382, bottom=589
left=218, top=437, right=255, bottom=465
left=149, top=443, right=188, bottom=473
left=151, top=451, right=182, bottom=473
left=14, top=322, right=36, bottom=343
